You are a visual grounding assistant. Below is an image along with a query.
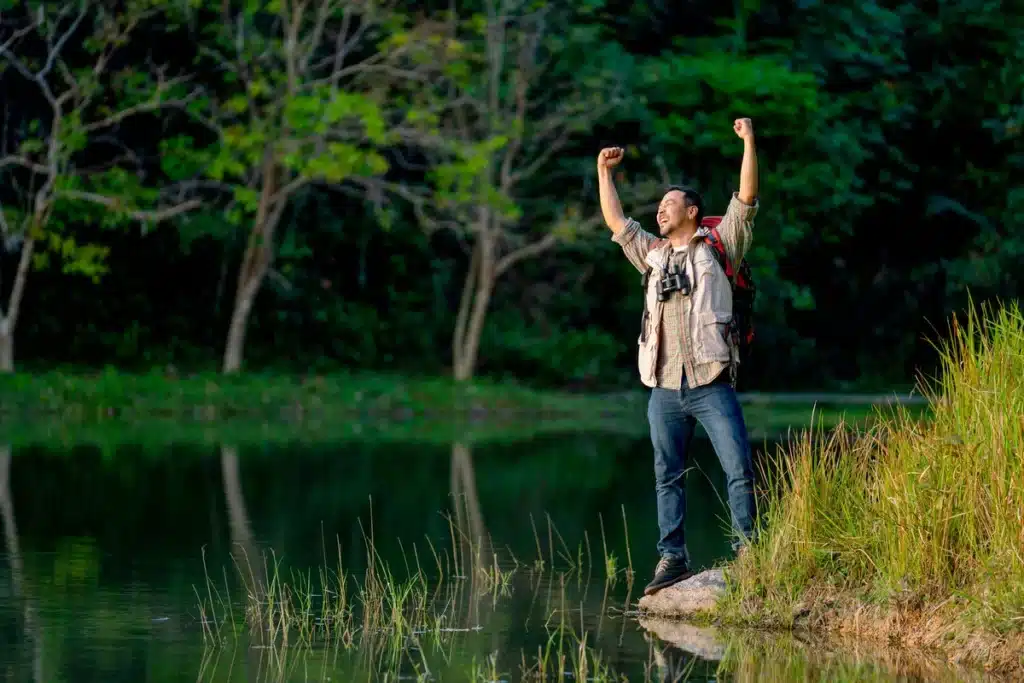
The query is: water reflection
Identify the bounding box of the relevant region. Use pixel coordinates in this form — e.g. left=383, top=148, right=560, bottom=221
left=220, top=443, right=267, bottom=680
left=189, top=616, right=1005, bottom=683
left=0, top=434, right=1008, bottom=682
left=641, top=616, right=1000, bottom=683
left=1, top=444, right=42, bottom=682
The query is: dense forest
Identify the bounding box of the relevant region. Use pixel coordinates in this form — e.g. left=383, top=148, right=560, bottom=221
left=0, top=0, right=1020, bottom=391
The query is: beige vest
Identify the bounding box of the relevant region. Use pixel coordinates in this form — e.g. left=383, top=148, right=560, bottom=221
left=637, top=233, right=736, bottom=389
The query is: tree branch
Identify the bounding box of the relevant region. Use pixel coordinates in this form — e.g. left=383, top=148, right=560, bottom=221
left=0, top=204, right=12, bottom=238
left=297, top=0, right=336, bottom=74
left=0, top=23, right=54, bottom=104
left=346, top=178, right=436, bottom=231
left=56, top=190, right=202, bottom=223
left=499, top=67, right=528, bottom=188
left=45, top=2, right=92, bottom=76
left=80, top=79, right=201, bottom=133
left=270, top=175, right=311, bottom=205
left=494, top=232, right=557, bottom=278
left=328, top=0, right=377, bottom=85
left=509, top=97, right=618, bottom=186
left=0, top=156, right=50, bottom=175
left=493, top=189, right=661, bottom=280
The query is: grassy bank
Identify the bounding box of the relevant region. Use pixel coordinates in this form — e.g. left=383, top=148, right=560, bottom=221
left=0, top=369, right=894, bottom=446
left=0, top=370, right=634, bottom=420
left=718, top=301, right=1024, bottom=676
left=0, top=403, right=876, bottom=448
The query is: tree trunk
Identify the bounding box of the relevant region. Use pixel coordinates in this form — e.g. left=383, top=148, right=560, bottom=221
left=458, top=260, right=493, bottom=380
left=0, top=236, right=36, bottom=374
left=452, top=219, right=496, bottom=381
left=222, top=271, right=260, bottom=374
left=0, top=328, right=12, bottom=373
left=452, top=240, right=479, bottom=376
left=222, top=152, right=284, bottom=375
left=221, top=214, right=279, bottom=374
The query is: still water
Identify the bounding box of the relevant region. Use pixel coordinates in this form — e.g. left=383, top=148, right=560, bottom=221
left=0, top=429, right=998, bottom=681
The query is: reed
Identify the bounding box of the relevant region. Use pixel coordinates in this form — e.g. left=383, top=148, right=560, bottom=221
left=195, top=507, right=639, bottom=649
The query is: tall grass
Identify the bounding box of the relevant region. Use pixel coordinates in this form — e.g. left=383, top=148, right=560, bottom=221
left=195, top=507, right=641, bottom=680
left=725, top=300, right=1024, bottom=633
left=197, top=556, right=626, bottom=681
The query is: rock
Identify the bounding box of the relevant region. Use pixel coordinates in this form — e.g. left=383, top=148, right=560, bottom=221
left=637, top=568, right=727, bottom=617
left=638, top=616, right=726, bottom=661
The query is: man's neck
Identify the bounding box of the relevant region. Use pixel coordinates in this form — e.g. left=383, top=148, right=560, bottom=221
left=667, top=226, right=696, bottom=248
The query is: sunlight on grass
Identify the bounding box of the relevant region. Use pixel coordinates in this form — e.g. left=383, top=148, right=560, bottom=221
left=721, top=299, right=1024, bottom=651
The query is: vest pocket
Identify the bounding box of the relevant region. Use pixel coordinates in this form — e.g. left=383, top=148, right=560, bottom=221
left=696, top=310, right=732, bottom=361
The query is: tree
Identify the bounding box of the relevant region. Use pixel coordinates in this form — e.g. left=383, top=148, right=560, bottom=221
left=0, top=0, right=201, bottom=372
left=166, top=0, right=447, bottom=373
left=385, top=0, right=652, bottom=381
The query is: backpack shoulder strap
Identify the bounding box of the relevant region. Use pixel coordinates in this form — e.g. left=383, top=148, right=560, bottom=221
left=697, top=218, right=733, bottom=279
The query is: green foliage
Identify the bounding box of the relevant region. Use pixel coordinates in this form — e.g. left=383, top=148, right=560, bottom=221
left=642, top=53, right=821, bottom=142
left=0, top=368, right=644, bottom=425
left=0, top=0, right=202, bottom=298
left=176, top=0, right=438, bottom=222
left=1, top=0, right=1020, bottom=393
left=414, top=4, right=636, bottom=237
left=480, top=310, right=625, bottom=386
left=429, top=135, right=515, bottom=219
left=35, top=231, right=109, bottom=282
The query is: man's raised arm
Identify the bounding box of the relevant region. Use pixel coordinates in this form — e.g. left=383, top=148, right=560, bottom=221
left=597, top=146, right=657, bottom=273
left=717, top=118, right=760, bottom=266
left=735, top=118, right=758, bottom=205
left=597, top=147, right=627, bottom=235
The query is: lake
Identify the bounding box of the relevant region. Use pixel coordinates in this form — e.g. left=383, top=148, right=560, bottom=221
left=0, top=425, right=999, bottom=682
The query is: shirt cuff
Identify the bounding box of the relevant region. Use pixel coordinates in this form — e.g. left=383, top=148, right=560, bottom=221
left=612, top=217, right=641, bottom=245
left=730, top=193, right=759, bottom=219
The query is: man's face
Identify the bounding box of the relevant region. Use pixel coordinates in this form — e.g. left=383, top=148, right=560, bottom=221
left=656, top=190, right=696, bottom=236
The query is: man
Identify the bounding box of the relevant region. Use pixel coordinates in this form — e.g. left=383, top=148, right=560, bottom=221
left=597, top=118, right=759, bottom=596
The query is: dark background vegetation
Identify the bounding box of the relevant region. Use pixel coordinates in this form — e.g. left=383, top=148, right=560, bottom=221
left=2, top=0, right=1021, bottom=392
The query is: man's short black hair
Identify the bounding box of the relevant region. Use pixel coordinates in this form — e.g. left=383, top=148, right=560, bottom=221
left=666, top=185, right=704, bottom=224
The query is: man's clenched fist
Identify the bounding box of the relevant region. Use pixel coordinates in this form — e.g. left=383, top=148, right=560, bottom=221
left=733, top=118, right=754, bottom=140
left=597, top=147, right=624, bottom=170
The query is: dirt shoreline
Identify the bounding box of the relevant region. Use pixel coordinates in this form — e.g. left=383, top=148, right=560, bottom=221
left=800, top=594, right=1024, bottom=679
left=639, top=583, right=1024, bottom=680
left=634, top=573, right=1019, bottom=679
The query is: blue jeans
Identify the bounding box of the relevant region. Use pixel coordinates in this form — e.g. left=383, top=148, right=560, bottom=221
left=648, top=375, right=756, bottom=564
